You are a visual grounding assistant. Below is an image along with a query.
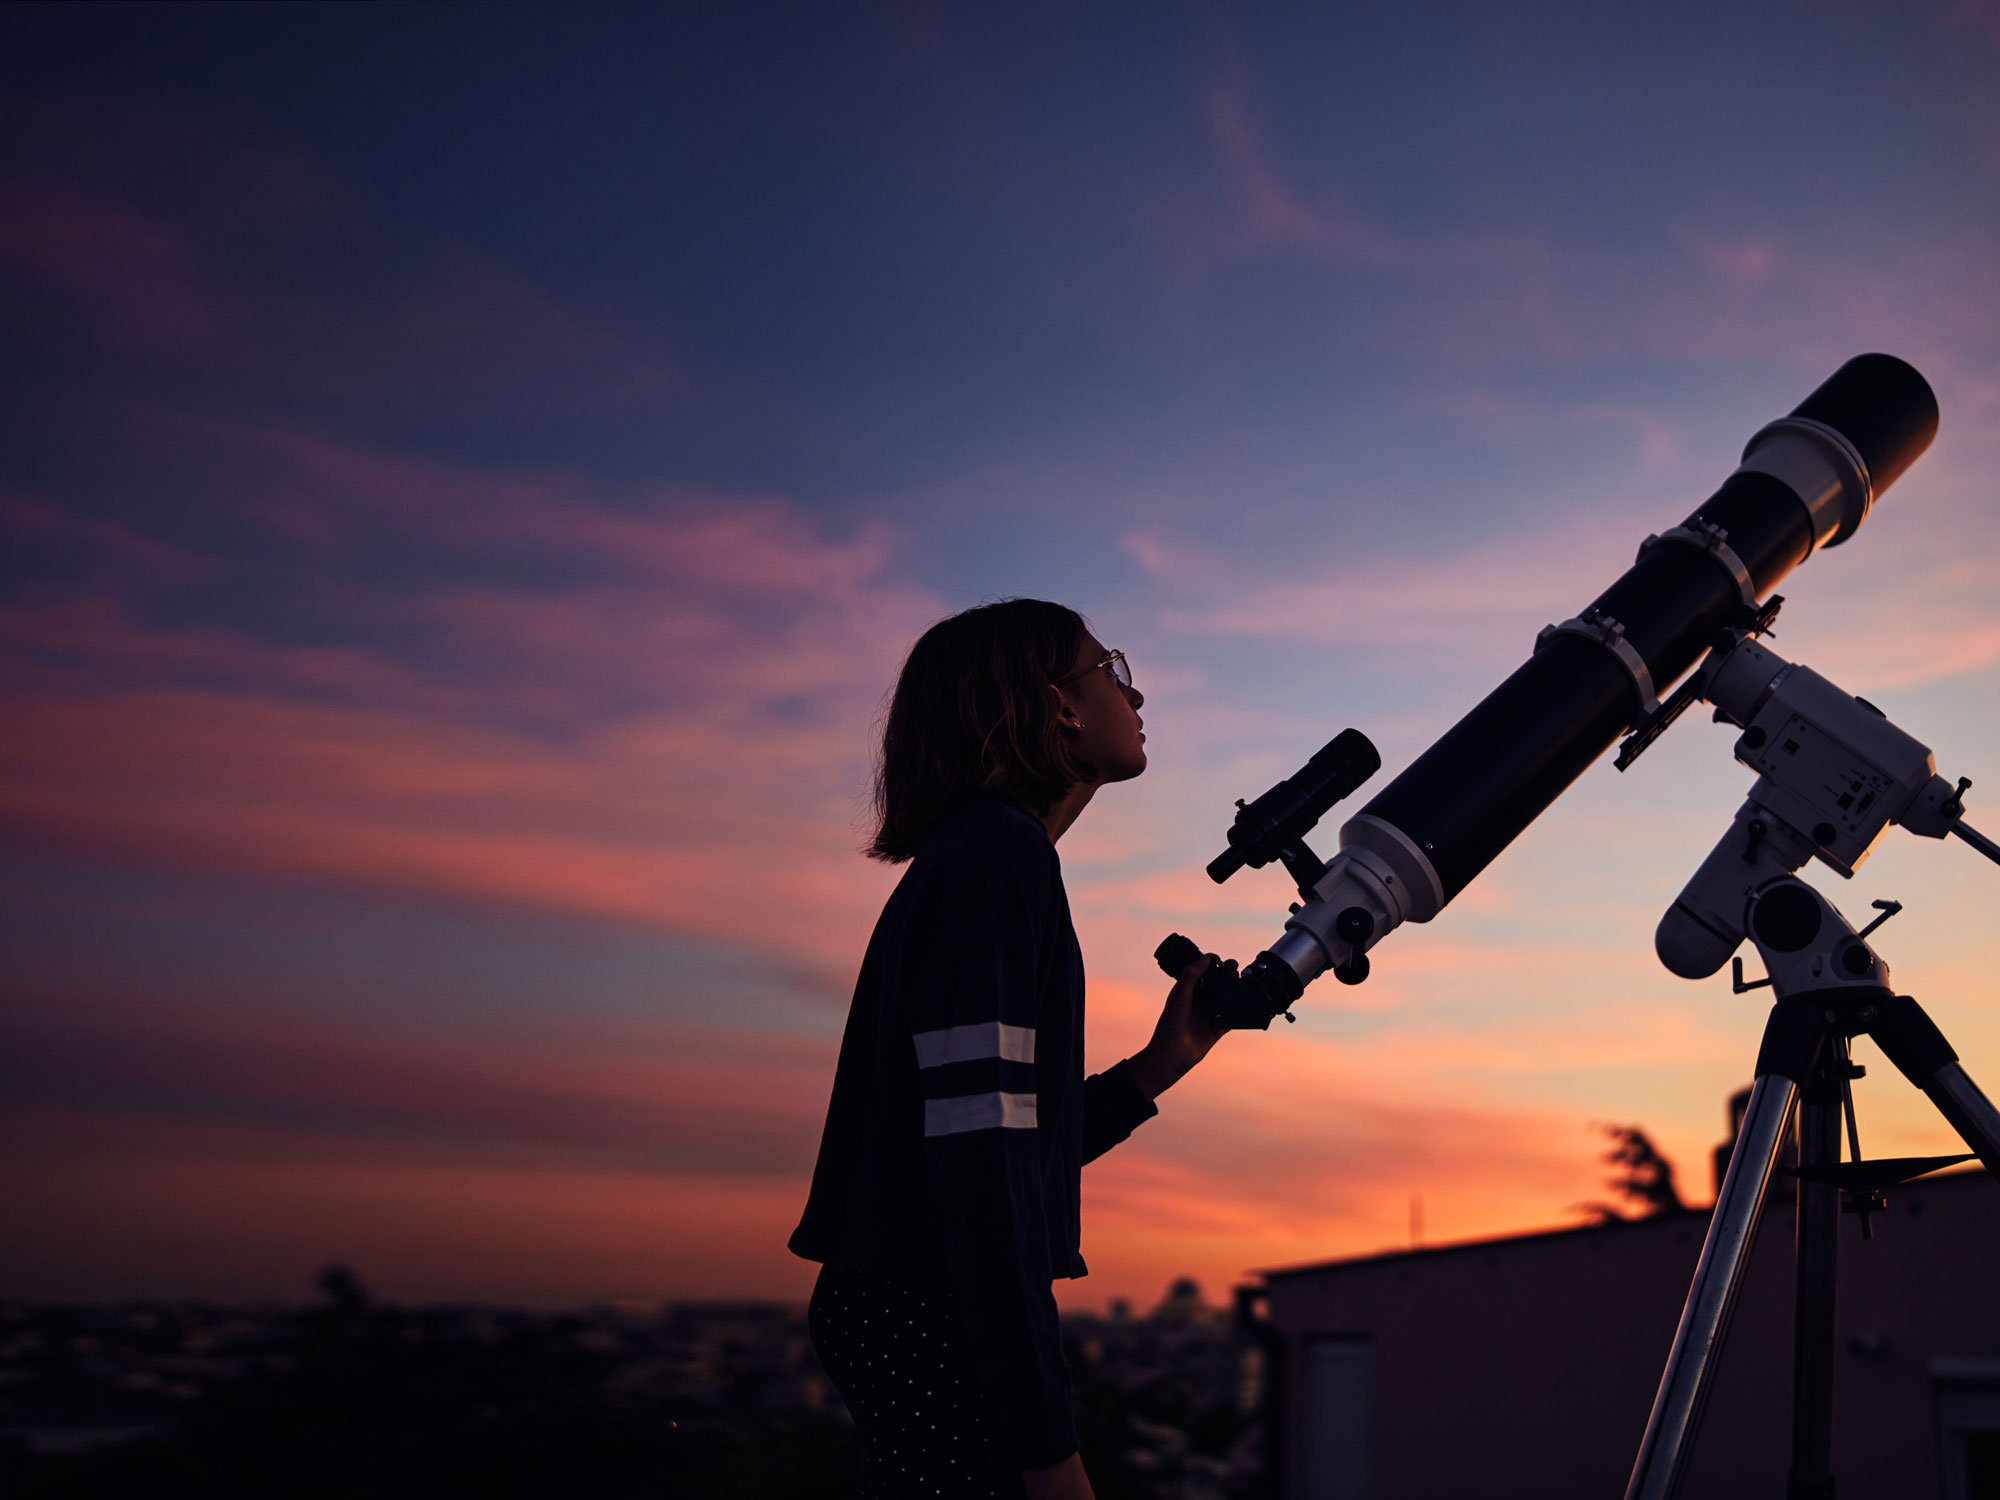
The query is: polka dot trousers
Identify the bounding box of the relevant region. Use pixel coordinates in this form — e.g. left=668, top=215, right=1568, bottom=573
left=809, top=1263, right=1029, bottom=1499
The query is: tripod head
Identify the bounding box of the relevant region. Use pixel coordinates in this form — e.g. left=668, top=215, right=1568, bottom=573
left=1655, top=635, right=2000, bottom=980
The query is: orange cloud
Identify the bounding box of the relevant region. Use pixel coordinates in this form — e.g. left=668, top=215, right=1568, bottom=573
left=8, top=378, right=1994, bottom=1315
left=2, top=420, right=945, bottom=972
left=1, top=979, right=1618, bottom=1311
left=4, top=1111, right=823, bottom=1306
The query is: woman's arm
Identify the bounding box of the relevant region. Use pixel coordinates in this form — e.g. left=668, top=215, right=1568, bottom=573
left=1080, top=957, right=1223, bottom=1163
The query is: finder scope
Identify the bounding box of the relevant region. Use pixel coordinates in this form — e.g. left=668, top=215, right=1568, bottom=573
left=1206, top=728, right=1381, bottom=888
left=1172, top=354, right=1940, bottom=1029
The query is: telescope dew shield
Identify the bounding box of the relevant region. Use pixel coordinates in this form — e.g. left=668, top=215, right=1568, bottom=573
left=1350, top=355, right=1937, bottom=909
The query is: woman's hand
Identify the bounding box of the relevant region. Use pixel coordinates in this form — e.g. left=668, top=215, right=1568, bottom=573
left=1126, top=953, right=1227, bottom=1101
left=1023, top=1451, right=1094, bottom=1499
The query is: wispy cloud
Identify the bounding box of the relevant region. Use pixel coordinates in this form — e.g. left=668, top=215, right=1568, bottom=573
left=1939, top=0, right=2000, bottom=46
left=1206, top=87, right=1406, bottom=264
left=7, top=11, right=1999, bottom=1312
left=1188, top=58, right=2000, bottom=380
left=1123, top=420, right=2000, bottom=693
left=0, top=181, right=218, bottom=353
left=0, top=157, right=679, bottom=409
left=3, top=982, right=831, bottom=1178
left=1126, top=508, right=1646, bottom=658
left=2, top=418, right=940, bottom=971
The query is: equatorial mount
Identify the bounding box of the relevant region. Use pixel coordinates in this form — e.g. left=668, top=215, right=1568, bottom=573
left=1626, top=871, right=2000, bottom=1500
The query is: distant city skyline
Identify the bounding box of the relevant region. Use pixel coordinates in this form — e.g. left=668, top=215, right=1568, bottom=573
left=4, top=1, right=1999, bottom=1310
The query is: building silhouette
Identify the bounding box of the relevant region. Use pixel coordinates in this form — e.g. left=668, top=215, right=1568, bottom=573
left=1256, top=1150, right=1998, bottom=1499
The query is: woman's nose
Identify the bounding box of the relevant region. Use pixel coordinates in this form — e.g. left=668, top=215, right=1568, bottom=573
left=1126, top=684, right=1144, bottom=710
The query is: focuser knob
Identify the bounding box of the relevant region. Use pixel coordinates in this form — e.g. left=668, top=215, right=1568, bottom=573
left=1155, top=934, right=1289, bottom=1031
left=1332, top=906, right=1374, bottom=985
left=1154, top=933, right=1204, bottom=978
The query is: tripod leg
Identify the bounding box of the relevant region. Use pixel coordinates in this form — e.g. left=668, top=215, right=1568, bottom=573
left=1626, top=1000, right=1823, bottom=1500
left=1788, top=1045, right=1843, bottom=1500
left=1867, top=996, right=2000, bottom=1177
left=1922, top=1063, right=2000, bottom=1178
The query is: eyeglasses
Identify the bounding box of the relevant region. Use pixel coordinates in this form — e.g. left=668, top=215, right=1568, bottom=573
left=1054, top=649, right=1132, bottom=691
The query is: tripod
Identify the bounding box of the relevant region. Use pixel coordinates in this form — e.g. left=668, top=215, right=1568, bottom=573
left=1624, top=877, right=2000, bottom=1499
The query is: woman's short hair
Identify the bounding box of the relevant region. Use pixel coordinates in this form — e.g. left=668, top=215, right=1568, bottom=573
left=870, top=598, right=1092, bottom=862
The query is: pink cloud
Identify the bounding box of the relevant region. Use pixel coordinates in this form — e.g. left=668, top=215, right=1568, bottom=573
left=1458, top=227, right=2000, bottom=376
left=1678, top=227, right=1780, bottom=285
left=1197, top=81, right=1552, bottom=288
left=0, top=422, right=943, bottom=974
left=5, top=981, right=835, bottom=1176
left=248, top=257, right=685, bottom=405
left=0, top=491, right=217, bottom=587
left=0, top=677, right=898, bottom=974
left=0, top=181, right=217, bottom=352
left=1124, top=400, right=2000, bottom=695
left=1127, top=507, right=1639, bottom=660
left=0, top=157, right=680, bottom=404
left=1206, top=88, right=1402, bottom=263
left=0, top=972, right=1630, bottom=1309
left=1191, top=69, right=2000, bottom=376
left=1939, top=0, right=2000, bottom=45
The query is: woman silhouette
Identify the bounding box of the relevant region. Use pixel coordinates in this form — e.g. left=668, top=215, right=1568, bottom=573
left=791, top=599, right=1224, bottom=1499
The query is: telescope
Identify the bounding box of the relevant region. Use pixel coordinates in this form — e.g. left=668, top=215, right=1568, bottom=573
left=1161, top=353, right=2000, bottom=1499
left=1159, top=353, right=1943, bottom=1028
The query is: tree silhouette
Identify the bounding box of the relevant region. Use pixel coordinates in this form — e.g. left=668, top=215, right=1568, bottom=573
left=1575, top=1124, right=1685, bottom=1223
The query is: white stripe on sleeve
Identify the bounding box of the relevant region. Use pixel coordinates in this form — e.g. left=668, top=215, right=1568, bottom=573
left=923, top=1091, right=1038, bottom=1137
left=912, top=1021, right=1035, bottom=1070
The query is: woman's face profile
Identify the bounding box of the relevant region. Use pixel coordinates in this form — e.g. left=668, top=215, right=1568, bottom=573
left=1056, top=633, right=1147, bottom=785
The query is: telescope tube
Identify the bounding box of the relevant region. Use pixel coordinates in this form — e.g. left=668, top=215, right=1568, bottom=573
left=1267, top=355, right=1938, bottom=990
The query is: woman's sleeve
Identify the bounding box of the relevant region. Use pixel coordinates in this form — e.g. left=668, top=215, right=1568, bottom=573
left=915, top=926, right=1079, bottom=1470
left=1082, top=1058, right=1157, bottom=1164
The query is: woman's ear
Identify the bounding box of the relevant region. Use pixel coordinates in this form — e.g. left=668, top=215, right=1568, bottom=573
left=1050, top=682, right=1085, bottom=733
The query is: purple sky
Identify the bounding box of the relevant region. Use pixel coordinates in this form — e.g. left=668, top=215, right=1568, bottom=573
left=5, top=1, right=2000, bottom=1309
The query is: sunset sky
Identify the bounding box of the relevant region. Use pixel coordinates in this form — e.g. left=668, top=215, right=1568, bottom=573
left=5, top=2, right=2000, bottom=1313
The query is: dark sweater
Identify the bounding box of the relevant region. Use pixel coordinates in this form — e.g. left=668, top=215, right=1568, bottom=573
left=789, top=798, right=1157, bottom=1468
